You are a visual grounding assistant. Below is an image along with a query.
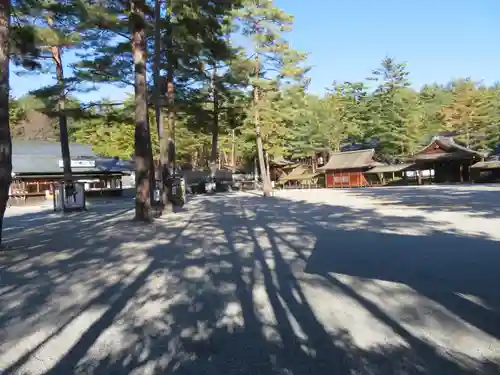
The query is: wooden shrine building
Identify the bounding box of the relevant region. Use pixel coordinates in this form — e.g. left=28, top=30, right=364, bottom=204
left=406, top=136, right=485, bottom=184
left=9, top=141, right=132, bottom=203
left=269, top=155, right=295, bottom=182
left=470, top=157, right=500, bottom=183
left=277, top=164, right=322, bottom=189
left=318, top=149, right=381, bottom=188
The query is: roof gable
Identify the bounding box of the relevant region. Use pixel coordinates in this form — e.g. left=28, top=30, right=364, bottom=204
left=318, top=149, right=378, bottom=171
left=286, top=164, right=311, bottom=178
left=411, top=137, right=485, bottom=160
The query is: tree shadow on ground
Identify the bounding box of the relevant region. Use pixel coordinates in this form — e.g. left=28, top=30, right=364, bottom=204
left=0, top=199, right=203, bottom=374
left=346, top=185, right=500, bottom=218
left=1, top=193, right=499, bottom=374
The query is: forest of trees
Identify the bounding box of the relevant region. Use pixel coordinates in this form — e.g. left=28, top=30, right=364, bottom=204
left=9, top=64, right=500, bottom=165
left=1, top=0, right=500, bottom=239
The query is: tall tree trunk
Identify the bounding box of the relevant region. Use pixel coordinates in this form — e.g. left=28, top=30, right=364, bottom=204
left=165, top=9, right=175, bottom=176
left=153, top=0, right=167, bottom=206
left=0, top=0, right=11, bottom=246
left=265, top=150, right=271, bottom=186
left=209, top=64, right=219, bottom=177
left=465, top=124, right=470, bottom=148
left=51, top=46, right=72, bottom=183
left=231, top=128, right=236, bottom=173
left=253, top=157, right=258, bottom=189
left=253, top=57, right=272, bottom=196
left=132, top=0, right=153, bottom=221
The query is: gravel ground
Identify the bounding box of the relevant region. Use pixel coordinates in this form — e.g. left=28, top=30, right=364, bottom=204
left=1, top=186, right=499, bottom=375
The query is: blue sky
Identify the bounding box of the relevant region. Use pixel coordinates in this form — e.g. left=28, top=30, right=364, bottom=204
left=10, top=0, right=500, bottom=101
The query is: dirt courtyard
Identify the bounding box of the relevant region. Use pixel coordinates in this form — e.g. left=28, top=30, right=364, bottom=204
left=1, top=185, right=499, bottom=374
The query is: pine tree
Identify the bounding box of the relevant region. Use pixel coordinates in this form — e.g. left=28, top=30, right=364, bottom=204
left=442, top=79, right=492, bottom=151
left=484, top=83, right=500, bottom=152
left=131, top=0, right=154, bottom=221
left=367, top=56, right=413, bottom=160
left=0, top=0, right=11, bottom=246
left=418, top=84, right=451, bottom=141
left=233, top=0, right=308, bottom=195
left=13, top=0, right=91, bottom=183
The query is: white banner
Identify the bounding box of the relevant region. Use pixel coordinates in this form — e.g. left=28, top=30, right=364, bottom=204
left=58, top=159, right=96, bottom=168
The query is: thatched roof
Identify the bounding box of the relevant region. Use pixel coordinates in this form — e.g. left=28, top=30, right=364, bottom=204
left=317, top=149, right=379, bottom=171
left=279, top=164, right=318, bottom=182
left=287, top=164, right=310, bottom=177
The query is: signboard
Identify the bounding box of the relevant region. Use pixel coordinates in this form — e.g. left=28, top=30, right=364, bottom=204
left=58, top=159, right=96, bottom=168
left=54, top=182, right=86, bottom=212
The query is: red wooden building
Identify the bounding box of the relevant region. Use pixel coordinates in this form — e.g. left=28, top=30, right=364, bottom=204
left=318, top=149, right=381, bottom=188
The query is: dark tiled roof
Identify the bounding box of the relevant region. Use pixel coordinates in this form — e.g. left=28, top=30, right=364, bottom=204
left=11, top=141, right=133, bottom=175
left=12, top=141, right=95, bottom=174
left=435, top=137, right=484, bottom=156
left=409, top=137, right=486, bottom=161
left=13, top=156, right=134, bottom=175
left=12, top=141, right=94, bottom=157
left=318, top=149, right=378, bottom=171
left=94, top=158, right=134, bottom=173
left=13, top=155, right=61, bottom=174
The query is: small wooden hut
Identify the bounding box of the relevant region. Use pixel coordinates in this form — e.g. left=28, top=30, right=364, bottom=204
left=470, top=158, right=500, bottom=183
left=364, top=163, right=417, bottom=186
left=406, top=136, right=485, bottom=184
left=277, top=164, right=322, bottom=189
left=318, top=149, right=380, bottom=188
left=269, top=155, right=295, bottom=182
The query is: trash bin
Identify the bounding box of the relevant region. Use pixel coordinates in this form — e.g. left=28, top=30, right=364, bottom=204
left=53, top=182, right=87, bottom=212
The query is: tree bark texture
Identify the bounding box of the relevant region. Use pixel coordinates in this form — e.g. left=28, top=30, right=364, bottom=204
left=210, top=65, right=219, bottom=176
left=153, top=0, right=168, bottom=207
left=165, top=10, right=175, bottom=176
left=132, top=0, right=154, bottom=221
left=265, top=150, right=271, bottom=185
left=0, top=0, right=11, bottom=246
left=51, top=46, right=73, bottom=182
left=231, top=128, right=235, bottom=173
left=253, top=57, right=272, bottom=196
